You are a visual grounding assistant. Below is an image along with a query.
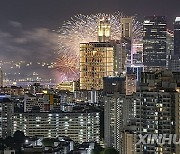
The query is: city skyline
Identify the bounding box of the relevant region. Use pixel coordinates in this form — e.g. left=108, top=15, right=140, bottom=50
left=0, top=1, right=180, bottom=153
left=0, top=0, right=180, bottom=83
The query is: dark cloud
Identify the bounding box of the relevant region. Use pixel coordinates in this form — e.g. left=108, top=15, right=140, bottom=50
left=9, top=21, right=22, bottom=28
left=0, top=23, right=58, bottom=62
left=0, top=21, right=59, bottom=81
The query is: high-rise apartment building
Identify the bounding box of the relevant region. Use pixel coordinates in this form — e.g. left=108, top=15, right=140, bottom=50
left=14, top=111, right=100, bottom=144
left=136, top=70, right=180, bottom=153
left=176, top=83, right=180, bottom=153
left=143, top=16, right=167, bottom=71
left=0, top=96, right=14, bottom=138
left=104, top=93, right=136, bottom=153
left=122, top=131, right=136, bottom=154
left=24, top=93, right=60, bottom=112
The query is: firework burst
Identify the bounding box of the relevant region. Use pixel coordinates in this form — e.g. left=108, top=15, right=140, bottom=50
left=53, top=53, right=79, bottom=81
left=55, top=12, right=143, bottom=81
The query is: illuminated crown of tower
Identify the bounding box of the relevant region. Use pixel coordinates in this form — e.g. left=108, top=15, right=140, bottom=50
left=98, top=16, right=111, bottom=42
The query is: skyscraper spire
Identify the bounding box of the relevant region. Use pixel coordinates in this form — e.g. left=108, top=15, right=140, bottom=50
left=98, top=16, right=111, bottom=42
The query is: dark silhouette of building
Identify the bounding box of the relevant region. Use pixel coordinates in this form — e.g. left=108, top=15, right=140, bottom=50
left=143, top=16, right=167, bottom=71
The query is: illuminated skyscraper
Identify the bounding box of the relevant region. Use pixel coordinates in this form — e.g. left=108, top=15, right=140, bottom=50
left=80, top=17, right=123, bottom=90
left=174, top=17, right=180, bottom=57
left=80, top=42, right=114, bottom=90
left=166, top=30, right=174, bottom=69
left=119, top=38, right=131, bottom=72
left=98, top=17, right=111, bottom=42
left=120, top=17, right=133, bottom=66
left=168, top=20, right=180, bottom=72
left=143, top=16, right=167, bottom=71
left=120, top=17, right=133, bottom=39
left=111, top=40, right=125, bottom=75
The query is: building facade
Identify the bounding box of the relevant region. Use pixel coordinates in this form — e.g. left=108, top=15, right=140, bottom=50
left=120, top=17, right=133, bottom=39
left=120, top=17, right=133, bottom=65
left=126, top=74, right=136, bottom=96
left=174, top=17, right=180, bottom=57
left=0, top=96, right=14, bottom=138
left=143, top=16, right=167, bottom=71
left=14, top=111, right=100, bottom=144
left=126, top=64, right=144, bottom=84
left=98, top=17, right=111, bottom=42
left=104, top=93, right=136, bottom=153
left=80, top=42, right=114, bottom=90
left=136, top=70, right=180, bottom=153
left=103, top=76, right=126, bottom=94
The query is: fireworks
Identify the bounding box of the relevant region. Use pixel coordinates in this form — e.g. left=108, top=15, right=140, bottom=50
left=53, top=54, right=79, bottom=82
left=55, top=12, right=143, bottom=82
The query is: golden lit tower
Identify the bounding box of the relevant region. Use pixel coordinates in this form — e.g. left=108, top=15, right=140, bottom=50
left=80, top=17, right=123, bottom=90
left=98, top=17, right=111, bottom=42
left=80, top=42, right=114, bottom=90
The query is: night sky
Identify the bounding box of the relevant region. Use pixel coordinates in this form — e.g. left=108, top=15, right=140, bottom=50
left=1, top=0, right=179, bottom=29
left=0, top=0, right=180, bottom=81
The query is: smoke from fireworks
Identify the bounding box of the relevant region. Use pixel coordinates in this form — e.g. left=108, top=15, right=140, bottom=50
left=55, top=12, right=143, bottom=82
